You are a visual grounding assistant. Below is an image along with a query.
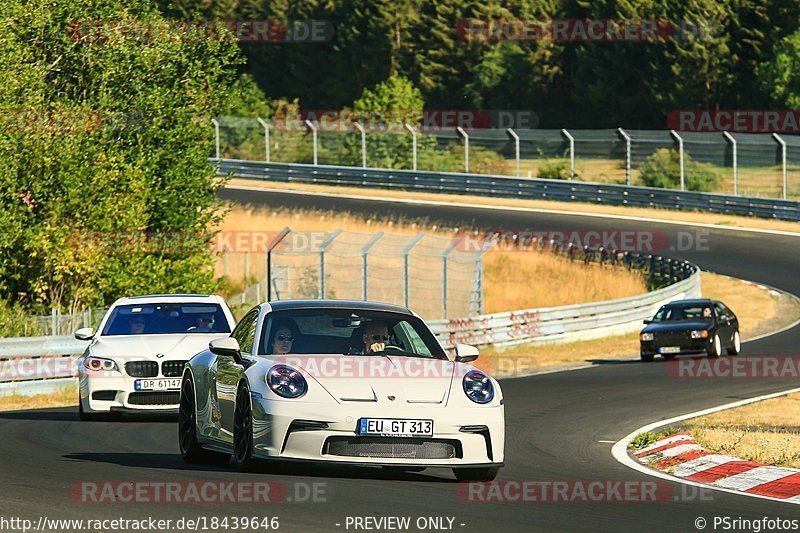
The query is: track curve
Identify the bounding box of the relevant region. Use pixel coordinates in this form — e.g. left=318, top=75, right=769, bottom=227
left=2, top=187, right=800, bottom=532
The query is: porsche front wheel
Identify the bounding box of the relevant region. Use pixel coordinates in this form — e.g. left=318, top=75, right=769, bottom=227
left=179, top=377, right=229, bottom=465
left=453, top=467, right=499, bottom=482
left=233, top=383, right=258, bottom=472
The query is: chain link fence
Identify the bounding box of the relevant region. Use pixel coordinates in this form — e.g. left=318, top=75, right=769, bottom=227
left=214, top=117, right=800, bottom=199
left=226, top=228, right=485, bottom=320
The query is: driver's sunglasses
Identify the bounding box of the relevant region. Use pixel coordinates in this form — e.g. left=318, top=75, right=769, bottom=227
left=198, top=317, right=211, bottom=323
left=276, top=335, right=294, bottom=342
left=369, top=334, right=390, bottom=342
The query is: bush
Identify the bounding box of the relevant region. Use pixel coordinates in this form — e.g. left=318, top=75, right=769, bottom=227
left=639, top=149, right=720, bottom=192
left=537, top=158, right=574, bottom=180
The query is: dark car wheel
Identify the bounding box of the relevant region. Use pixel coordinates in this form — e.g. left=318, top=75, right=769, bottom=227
left=706, top=334, right=722, bottom=358
left=233, top=383, right=258, bottom=472
left=179, top=377, right=229, bottom=465
left=78, top=397, right=108, bottom=421
left=727, top=330, right=741, bottom=355
left=454, top=467, right=499, bottom=481
left=640, top=353, right=654, bottom=362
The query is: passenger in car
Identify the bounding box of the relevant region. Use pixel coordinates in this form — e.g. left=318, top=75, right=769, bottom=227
left=269, top=318, right=300, bottom=355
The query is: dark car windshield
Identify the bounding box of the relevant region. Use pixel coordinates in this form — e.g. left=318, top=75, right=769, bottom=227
left=258, top=309, right=447, bottom=359
left=651, top=303, right=713, bottom=323
left=102, top=303, right=231, bottom=335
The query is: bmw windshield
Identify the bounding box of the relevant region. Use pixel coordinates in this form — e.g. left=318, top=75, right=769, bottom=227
left=102, top=303, right=231, bottom=335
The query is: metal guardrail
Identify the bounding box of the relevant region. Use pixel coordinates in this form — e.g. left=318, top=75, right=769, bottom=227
left=216, top=159, right=800, bottom=222
left=430, top=265, right=700, bottom=349
left=0, top=337, right=87, bottom=397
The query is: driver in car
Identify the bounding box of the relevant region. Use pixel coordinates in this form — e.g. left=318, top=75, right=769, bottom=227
left=361, top=321, right=390, bottom=354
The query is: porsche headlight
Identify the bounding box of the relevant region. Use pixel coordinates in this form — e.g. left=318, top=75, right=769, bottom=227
left=640, top=333, right=654, bottom=342
left=463, top=370, right=494, bottom=404
left=83, top=356, right=119, bottom=372
left=691, top=330, right=709, bottom=339
left=267, top=365, right=307, bottom=399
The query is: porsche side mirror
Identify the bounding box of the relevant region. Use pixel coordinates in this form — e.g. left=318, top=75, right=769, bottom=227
left=210, top=337, right=241, bottom=363
left=74, top=327, right=94, bottom=340
left=454, top=343, right=480, bottom=363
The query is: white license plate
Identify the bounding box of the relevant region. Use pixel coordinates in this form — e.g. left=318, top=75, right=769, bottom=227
left=134, top=378, right=181, bottom=391
left=659, top=346, right=681, bottom=354
left=357, top=418, right=433, bottom=437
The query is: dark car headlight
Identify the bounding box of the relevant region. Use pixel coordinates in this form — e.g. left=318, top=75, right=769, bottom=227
left=640, top=333, right=654, bottom=342
left=266, top=365, right=307, bottom=398
left=463, top=370, right=494, bottom=404
left=690, top=330, right=709, bottom=339
left=83, top=356, right=119, bottom=372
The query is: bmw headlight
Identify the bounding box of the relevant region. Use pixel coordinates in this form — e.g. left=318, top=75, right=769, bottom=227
left=267, top=365, right=307, bottom=399
left=640, top=333, right=654, bottom=342
left=690, top=330, right=709, bottom=339
left=463, top=370, right=494, bottom=404
left=83, top=356, right=119, bottom=372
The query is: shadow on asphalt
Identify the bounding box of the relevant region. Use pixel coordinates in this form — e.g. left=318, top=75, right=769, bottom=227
left=0, top=408, right=175, bottom=423
left=62, top=452, right=453, bottom=482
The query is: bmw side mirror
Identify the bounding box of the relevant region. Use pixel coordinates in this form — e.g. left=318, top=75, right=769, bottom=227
left=454, top=343, right=479, bottom=363
left=74, top=327, right=94, bottom=340
left=210, top=337, right=242, bottom=363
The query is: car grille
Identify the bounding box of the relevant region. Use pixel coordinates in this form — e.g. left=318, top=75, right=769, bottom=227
left=125, top=361, right=158, bottom=377
left=91, top=391, right=117, bottom=401
left=323, top=437, right=461, bottom=460
left=161, top=360, right=186, bottom=377
left=654, top=331, right=690, bottom=344
left=128, top=392, right=180, bottom=406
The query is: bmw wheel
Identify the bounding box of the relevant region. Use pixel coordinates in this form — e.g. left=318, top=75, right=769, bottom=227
left=233, top=383, right=258, bottom=472
left=727, top=330, right=741, bottom=355
left=706, top=334, right=722, bottom=358
left=179, top=376, right=229, bottom=465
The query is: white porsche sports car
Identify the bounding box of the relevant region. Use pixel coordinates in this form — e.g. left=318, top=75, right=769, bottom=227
left=75, top=294, right=236, bottom=420
left=179, top=300, right=505, bottom=480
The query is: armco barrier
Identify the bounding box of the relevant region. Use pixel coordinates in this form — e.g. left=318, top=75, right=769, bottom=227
left=0, top=336, right=87, bottom=397
left=216, top=159, right=800, bottom=221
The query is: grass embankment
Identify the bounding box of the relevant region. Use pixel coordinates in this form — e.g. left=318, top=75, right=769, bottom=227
left=0, top=384, right=76, bottom=412
left=686, top=393, right=800, bottom=469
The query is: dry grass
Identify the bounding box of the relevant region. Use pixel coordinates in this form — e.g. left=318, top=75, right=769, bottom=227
left=216, top=204, right=648, bottom=312
left=0, top=383, right=77, bottom=411
left=227, top=178, right=800, bottom=234
left=479, top=272, right=797, bottom=375
left=688, top=393, right=800, bottom=468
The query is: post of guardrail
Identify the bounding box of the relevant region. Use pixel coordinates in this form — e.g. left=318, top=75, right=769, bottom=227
left=256, top=118, right=270, bottom=162
left=404, top=123, right=417, bottom=170
left=402, top=234, right=425, bottom=308
left=211, top=118, right=220, bottom=160
left=305, top=120, right=318, bottom=165
left=722, top=131, right=737, bottom=195
left=360, top=232, right=383, bottom=301
left=265, top=227, right=291, bottom=302
left=353, top=121, right=367, bottom=168
left=773, top=133, right=787, bottom=200
left=456, top=127, right=469, bottom=173
left=670, top=130, right=685, bottom=191
left=561, top=129, right=575, bottom=180
left=617, top=128, right=631, bottom=185
left=507, top=128, right=520, bottom=177
left=442, top=239, right=459, bottom=319
left=51, top=308, right=56, bottom=336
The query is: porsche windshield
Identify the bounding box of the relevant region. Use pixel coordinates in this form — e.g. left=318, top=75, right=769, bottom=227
left=652, top=303, right=713, bottom=323
left=101, top=303, right=230, bottom=335
left=259, top=309, right=447, bottom=359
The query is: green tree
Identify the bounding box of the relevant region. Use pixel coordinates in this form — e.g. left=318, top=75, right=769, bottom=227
left=0, top=0, right=243, bottom=313
left=639, top=149, right=720, bottom=192
left=757, top=28, right=800, bottom=108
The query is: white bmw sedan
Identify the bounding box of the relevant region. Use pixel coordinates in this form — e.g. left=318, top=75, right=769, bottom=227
left=75, top=294, right=236, bottom=420
left=179, top=300, right=505, bottom=481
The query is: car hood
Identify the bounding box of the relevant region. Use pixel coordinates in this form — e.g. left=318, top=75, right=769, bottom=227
left=91, top=334, right=227, bottom=361
left=641, top=321, right=712, bottom=334
left=277, top=354, right=457, bottom=405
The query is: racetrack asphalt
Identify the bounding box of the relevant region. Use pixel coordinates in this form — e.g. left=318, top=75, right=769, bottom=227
left=1, top=187, right=799, bottom=532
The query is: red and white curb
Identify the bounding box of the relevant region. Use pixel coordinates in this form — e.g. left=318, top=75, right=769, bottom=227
left=612, top=386, right=800, bottom=505
left=635, top=432, right=800, bottom=501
